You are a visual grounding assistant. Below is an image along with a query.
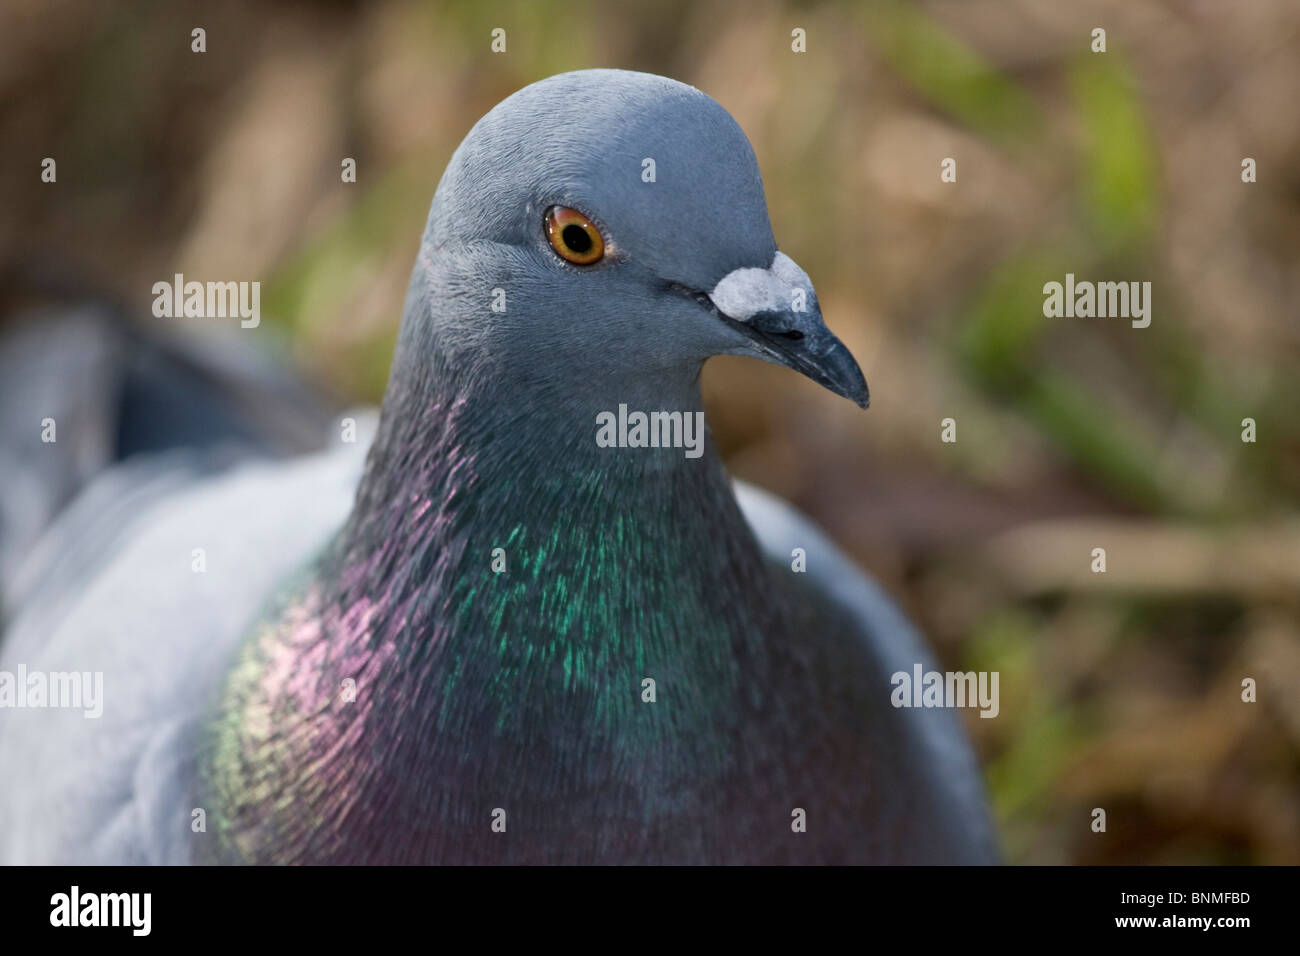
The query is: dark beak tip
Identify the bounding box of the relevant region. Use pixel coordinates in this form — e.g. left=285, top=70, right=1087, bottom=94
left=833, top=356, right=870, bottom=410
left=841, top=380, right=869, bottom=410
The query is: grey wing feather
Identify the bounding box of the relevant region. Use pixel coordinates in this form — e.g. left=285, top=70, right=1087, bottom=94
left=734, top=479, right=1000, bottom=863
left=0, top=417, right=373, bottom=864
left=0, top=308, right=121, bottom=593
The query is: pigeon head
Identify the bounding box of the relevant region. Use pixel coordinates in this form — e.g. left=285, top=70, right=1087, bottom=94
left=404, top=69, right=868, bottom=411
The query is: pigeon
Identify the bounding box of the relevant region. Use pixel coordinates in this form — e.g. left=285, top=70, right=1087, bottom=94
left=0, top=69, right=997, bottom=864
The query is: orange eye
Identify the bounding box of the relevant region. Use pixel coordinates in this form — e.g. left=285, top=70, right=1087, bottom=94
left=545, top=206, right=605, bottom=265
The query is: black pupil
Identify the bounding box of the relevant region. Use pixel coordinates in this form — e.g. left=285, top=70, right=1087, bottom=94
left=562, top=223, right=592, bottom=254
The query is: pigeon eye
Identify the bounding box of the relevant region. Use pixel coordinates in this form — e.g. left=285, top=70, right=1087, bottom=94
left=545, top=206, right=605, bottom=266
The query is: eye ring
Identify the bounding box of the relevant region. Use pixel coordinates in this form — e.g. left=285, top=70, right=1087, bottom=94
left=545, top=206, right=605, bottom=266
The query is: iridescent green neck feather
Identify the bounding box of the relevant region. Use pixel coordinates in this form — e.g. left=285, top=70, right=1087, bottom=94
left=198, top=325, right=801, bottom=862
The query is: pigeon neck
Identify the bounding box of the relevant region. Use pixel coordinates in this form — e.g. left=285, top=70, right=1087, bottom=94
left=331, top=357, right=790, bottom=687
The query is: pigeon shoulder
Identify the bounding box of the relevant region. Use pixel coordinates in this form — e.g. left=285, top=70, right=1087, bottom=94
left=733, top=479, right=1000, bottom=863
left=0, top=420, right=373, bottom=864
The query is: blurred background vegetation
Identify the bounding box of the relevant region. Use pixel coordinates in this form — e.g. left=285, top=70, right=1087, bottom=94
left=3, top=0, right=1298, bottom=863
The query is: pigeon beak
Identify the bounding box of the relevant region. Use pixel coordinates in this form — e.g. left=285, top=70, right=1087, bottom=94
left=706, top=252, right=869, bottom=408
